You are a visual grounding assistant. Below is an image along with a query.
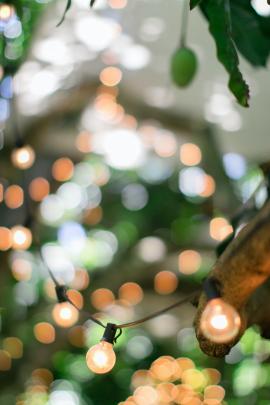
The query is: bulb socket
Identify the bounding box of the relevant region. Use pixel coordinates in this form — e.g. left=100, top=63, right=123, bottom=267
left=15, top=139, right=24, bottom=148
left=203, top=277, right=221, bottom=300
left=101, top=323, right=117, bottom=344
left=55, top=285, right=68, bottom=303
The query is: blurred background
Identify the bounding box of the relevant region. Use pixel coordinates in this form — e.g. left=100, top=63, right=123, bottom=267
left=0, top=0, right=270, bottom=404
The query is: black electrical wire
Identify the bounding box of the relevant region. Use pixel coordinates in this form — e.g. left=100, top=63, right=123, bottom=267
left=115, top=291, right=200, bottom=329
left=15, top=143, right=106, bottom=330
left=11, top=136, right=200, bottom=333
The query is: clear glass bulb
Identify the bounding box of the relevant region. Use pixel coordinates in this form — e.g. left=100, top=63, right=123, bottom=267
left=86, top=341, right=116, bottom=374
left=52, top=302, right=79, bottom=328
left=200, top=298, right=241, bottom=343
left=11, top=146, right=35, bottom=170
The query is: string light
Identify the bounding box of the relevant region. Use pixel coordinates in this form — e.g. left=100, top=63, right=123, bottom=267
left=86, top=323, right=117, bottom=374
left=11, top=145, right=35, bottom=170
left=200, top=278, right=241, bottom=343
left=52, top=302, right=79, bottom=328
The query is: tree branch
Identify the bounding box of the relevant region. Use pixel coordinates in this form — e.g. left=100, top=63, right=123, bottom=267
left=194, top=199, right=270, bottom=357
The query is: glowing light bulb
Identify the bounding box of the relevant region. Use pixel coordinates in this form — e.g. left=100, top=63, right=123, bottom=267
left=11, top=226, right=32, bottom=250
left=86, top=341, right=116, bottom=374
left=200, top=298, right=241, bottom=343
left=11, top=145, right=35, bottom=170
left=52, top=302, right=79, bottom=328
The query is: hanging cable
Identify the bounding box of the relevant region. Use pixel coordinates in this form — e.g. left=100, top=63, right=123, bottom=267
left=116, top=290, right=200, bottom=329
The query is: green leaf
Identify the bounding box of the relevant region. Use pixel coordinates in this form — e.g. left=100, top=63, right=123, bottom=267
left=200, top=0, right=249, bottom=107
left=190, top=0, right=202, bottom=10
left=230, top=0, right=270, bottom=67
left=57, top=0, right=72, bottom=27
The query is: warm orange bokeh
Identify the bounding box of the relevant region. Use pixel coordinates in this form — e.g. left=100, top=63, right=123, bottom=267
left=209, top=217, right=233, bottom=241
left=5, top=185, right=24, bottom=209
left=200, top=174, right=216, bottom=198
left=34, top=322, right=55, bottom=344
left=100, top=67, right=122, bottom=87
left=108, top=0, right=127, bottom=9
left=3, top=337, right=23, bottom=359
left=75, top=131, right=92, bottom=153
left=67, top=289, right=84, bottom=309
left=91, top=288, right=115, bottom=310
left=29, top=177, right=50, bottom=202
left=178, top=250, right=201, bottom=275
left=68, top=326, right=85, bottom=348
left=0, top=350, right=11, bottom=371
left=180, top=143, right=202, bottom=166
left=118, top=282, right=144, bottom=305
left=52, top=158, right=74, bottom=182
left=0, top=227, right=12, bottom=250
left=154, top=271, right=178, bottom=295
left=70, top=268, right=90, bottom=290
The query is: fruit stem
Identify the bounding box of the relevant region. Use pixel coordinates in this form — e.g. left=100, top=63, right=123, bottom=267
left=180, top=0, right=189, bottom=48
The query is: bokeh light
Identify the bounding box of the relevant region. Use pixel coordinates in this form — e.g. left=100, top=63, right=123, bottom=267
left=180, top=143, right=202, bottom=166
left=29, top=177, right=50, bottom=201
left=154, top=271, right=178, bottom=295
left=91, top=288, right=115, bottom=310
left=11, top=145, right=35, bottom=170
left=108, top=0, right=128, bottom=9
left=137, top=236, right=166, bottom=262
left=11, top=226, right=32, bottom=250
left=3, top=337, right=23, bottom=359
left=11, top=256, right=32, bottom=281
left=209, top=217, right=233, bottom=241
left=75, top=131, right=92, bottom=153
left=0, top=4, right=14, bottom=22
left=100, top=66, right=122, bottom=87
left=5, top=185, right=24, bottom=209
left=0, top=350, right=11, bottom=371
left=118, top=282, right=143, bottom=305
left=178, top=250, right=202, bottom=275
left=52, top=158, right=74, bottom=182
left=34, top=322, right=55, bottom=344
left=0, top=226, right=12, bottom=250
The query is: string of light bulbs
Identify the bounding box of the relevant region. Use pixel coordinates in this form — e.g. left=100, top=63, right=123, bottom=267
left=6, top=134, right=260, bottom=375
left=6, top=107, right=269, bottom=375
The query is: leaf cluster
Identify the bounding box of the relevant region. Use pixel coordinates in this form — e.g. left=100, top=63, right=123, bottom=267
left=191, top=0, right=270, bottom=106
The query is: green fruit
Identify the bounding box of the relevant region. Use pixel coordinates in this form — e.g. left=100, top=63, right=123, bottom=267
left=171, top=47, right=198, bottom=87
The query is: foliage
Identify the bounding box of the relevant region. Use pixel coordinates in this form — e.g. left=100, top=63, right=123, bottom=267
left=191, top=0, right=270, bottom=106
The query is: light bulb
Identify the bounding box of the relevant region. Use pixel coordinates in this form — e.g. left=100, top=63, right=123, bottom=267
left=86, top=341, right=116, bottom=374
left=11, top=226, right=32, bottom=250
left=200, top=298, right=241, bottom=343
left=52, top=302, right=79, bottom=328
left=11, top=145, right=35, bottom=170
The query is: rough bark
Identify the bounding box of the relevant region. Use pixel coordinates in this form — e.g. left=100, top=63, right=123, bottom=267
left=195, top=199, right=270, bottom=357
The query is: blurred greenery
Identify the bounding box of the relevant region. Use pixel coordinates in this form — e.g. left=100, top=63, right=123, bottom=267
left=0, top=1, right=270, bottom=405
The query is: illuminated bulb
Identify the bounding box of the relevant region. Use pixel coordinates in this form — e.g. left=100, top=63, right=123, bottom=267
left=52, top=302, right=79, bottom=328
left=11, top=226, right=32, bottom=250
left=200, top=298, right=241, bottom=343
left=86, top=323, right=117, bottom=374
left=11, top=145, right=35, bottom=170
left=86, top=341, right=116, bottom=374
